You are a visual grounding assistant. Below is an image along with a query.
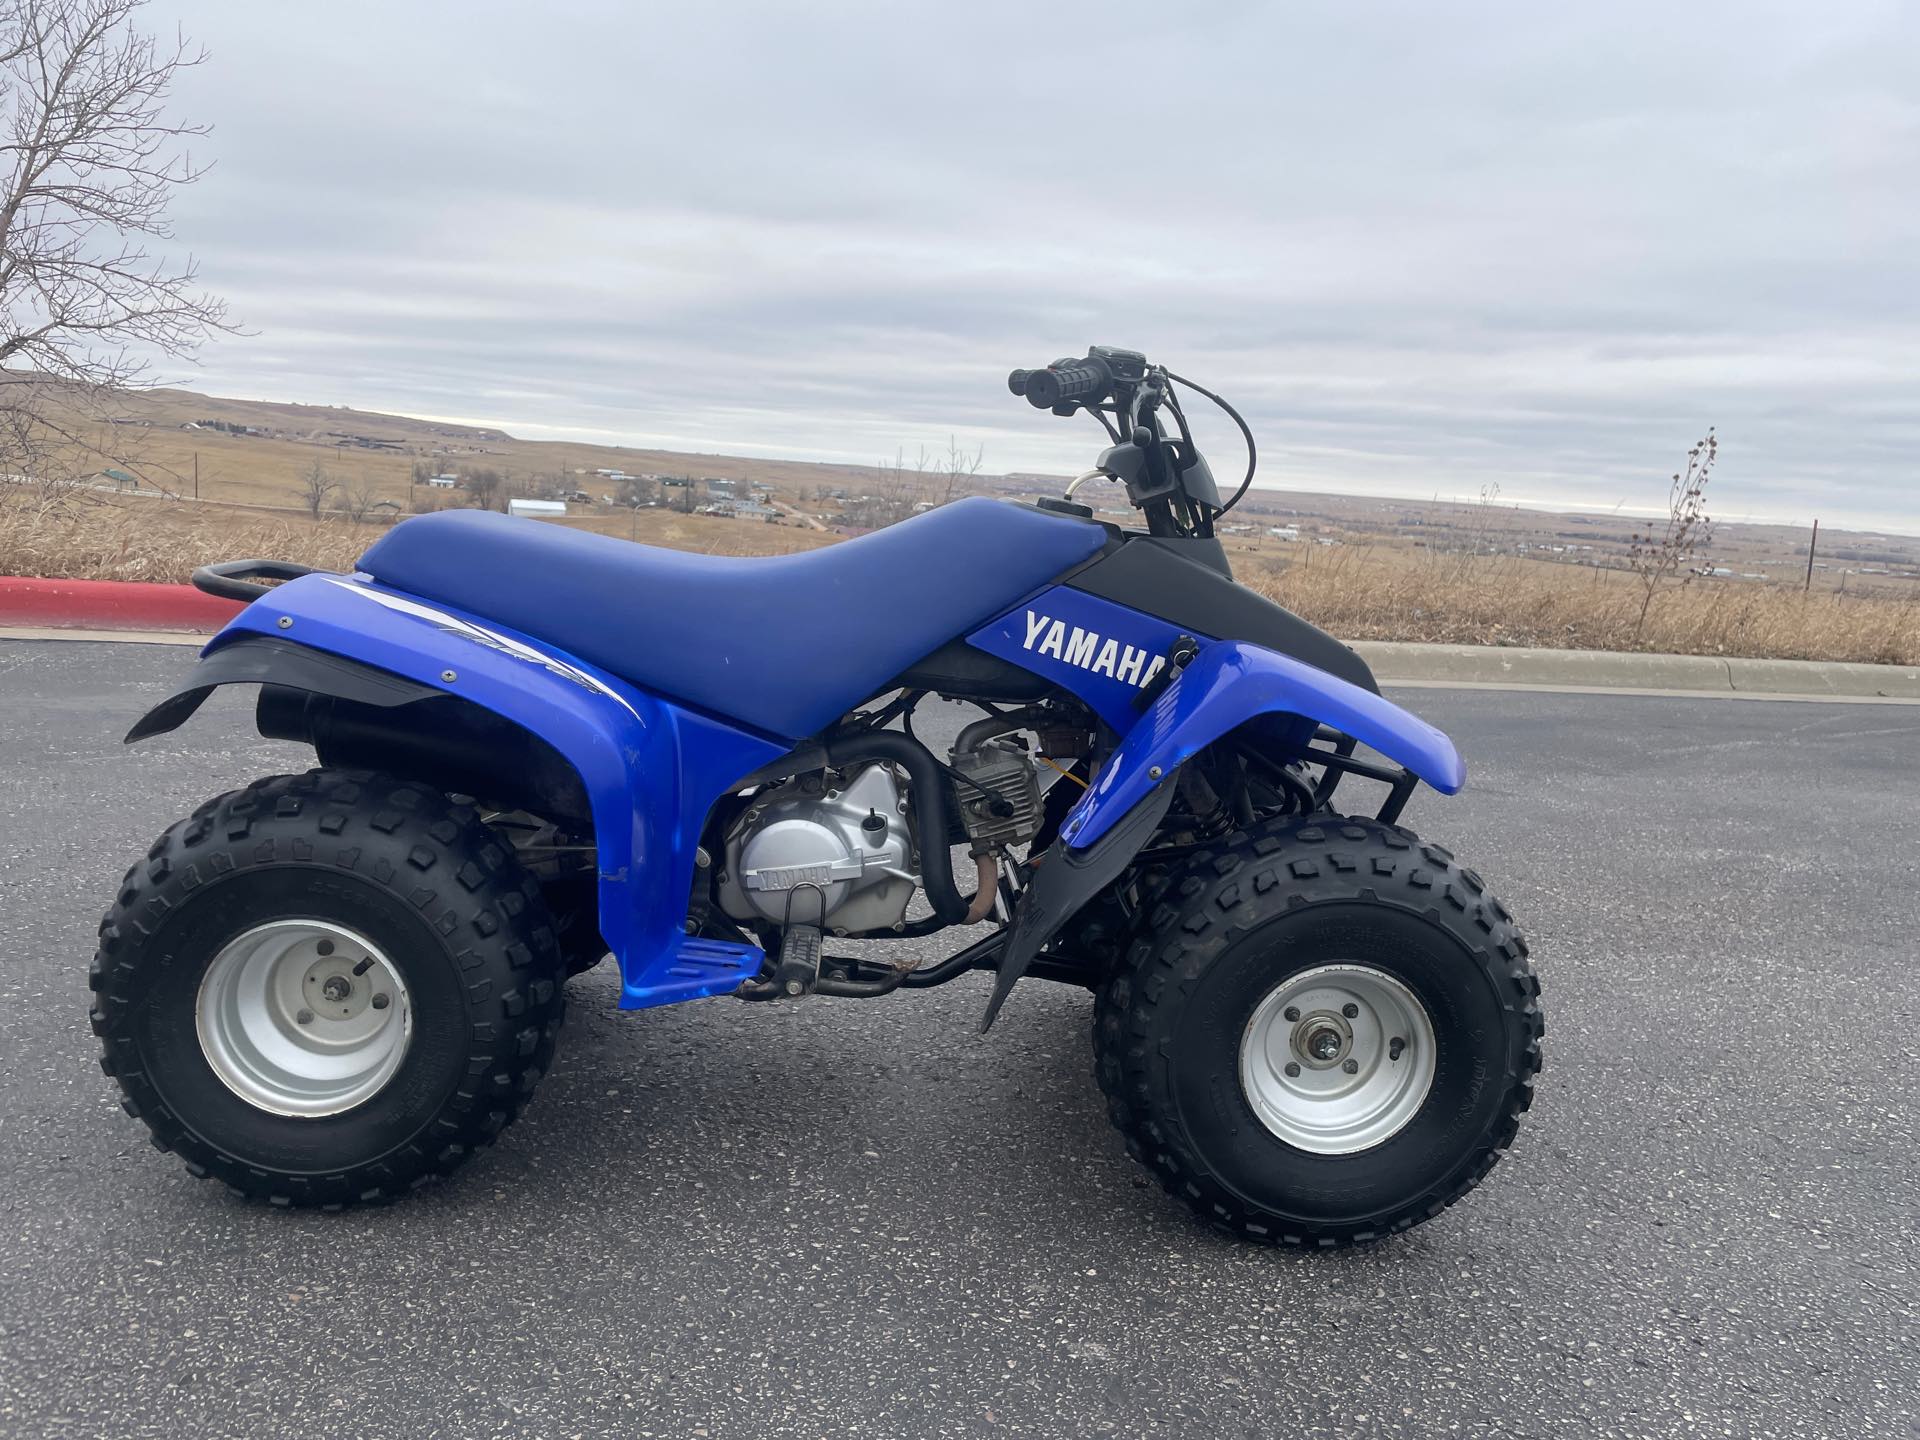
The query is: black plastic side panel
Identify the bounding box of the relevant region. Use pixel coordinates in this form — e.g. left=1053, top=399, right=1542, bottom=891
left=1135, top=534, right=1232, bottom=578
left=1066, top=540, right=1379, bottom=695
left=979, top=777, right=1178, bottom=1032
left=124, top=636, right=439, bottom=743
left=888, top=637, right=1053, bottom=702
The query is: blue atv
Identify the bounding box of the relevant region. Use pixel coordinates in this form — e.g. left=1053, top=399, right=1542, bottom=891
left=94, top=348, right=1540, bottom=1245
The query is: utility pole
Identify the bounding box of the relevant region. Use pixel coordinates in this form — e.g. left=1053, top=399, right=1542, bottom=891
left=192, top=451, right=199, bottom=501
left=1805, top=518, right=1819, bottom=593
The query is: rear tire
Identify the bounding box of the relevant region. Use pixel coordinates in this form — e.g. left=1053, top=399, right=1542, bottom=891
left=1093, top=815, right=1541, bottom=1247
left=91, top=770, right=567, bottom=1208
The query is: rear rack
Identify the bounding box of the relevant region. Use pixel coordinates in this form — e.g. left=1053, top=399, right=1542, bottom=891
left=190, top=559, right=321, bottom=604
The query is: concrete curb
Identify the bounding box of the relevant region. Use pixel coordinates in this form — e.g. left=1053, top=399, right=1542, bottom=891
left=0, top=576, right=240, bottom=633
left=1350, top=641, right=1920, bottom=700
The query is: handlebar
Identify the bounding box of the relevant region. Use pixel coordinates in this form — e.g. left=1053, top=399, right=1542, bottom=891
left=1007, top=354, right=1114, bottom=410
left=1004, top=344, right=1254, bottom=540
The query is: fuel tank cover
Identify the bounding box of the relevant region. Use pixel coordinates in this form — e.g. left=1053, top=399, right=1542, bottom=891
left=1034, top=497, right=1094, bottom=518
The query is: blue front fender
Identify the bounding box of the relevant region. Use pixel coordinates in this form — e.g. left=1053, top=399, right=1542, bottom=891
left=1061, top=640, right=1465, bottom=850
left=207, top=573, right=786, bottom=1007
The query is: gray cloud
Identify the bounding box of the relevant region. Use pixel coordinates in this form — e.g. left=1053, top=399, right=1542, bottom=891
left=145, top=0, right=1919, bottom=530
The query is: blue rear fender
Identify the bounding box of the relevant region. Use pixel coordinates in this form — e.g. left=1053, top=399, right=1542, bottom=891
left=206, top=572, right=786, bottom=1007
left=1060, top=640, right=1466, bottom=850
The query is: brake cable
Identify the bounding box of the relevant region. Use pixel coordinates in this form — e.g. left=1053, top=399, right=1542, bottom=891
left=1166, top=369, right=1258, bottom=515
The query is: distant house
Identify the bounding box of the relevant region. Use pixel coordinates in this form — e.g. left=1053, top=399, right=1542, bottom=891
left=102, top=467, right=140, bottom=491
left=426, top=474, right=459, bottom=489
left=1267, top=525, right=1300, bottom=541
left=508, top=498, right=566, bottom=518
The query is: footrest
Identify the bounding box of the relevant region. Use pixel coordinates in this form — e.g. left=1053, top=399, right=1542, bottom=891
left=619, top=937, right=764, bottom=1010
left=774, top=923, right=824, bottom=997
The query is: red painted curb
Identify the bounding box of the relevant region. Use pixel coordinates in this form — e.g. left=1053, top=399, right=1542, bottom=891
left=0, top=576, right=245, bottom=632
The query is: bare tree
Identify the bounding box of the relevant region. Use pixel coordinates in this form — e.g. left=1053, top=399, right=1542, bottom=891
left=0, top=0, right=229, bottom=497
left=463, top=466, right=501, bottom=511
left=298, top=457, right=334, bottom=519
left=934, top=434, right=984, bottom=505
left=849, top=447, right=929, bottom=529
left=1628, top=429, right=1717, bottom=637
left=336, top=476, right=381, bottom=524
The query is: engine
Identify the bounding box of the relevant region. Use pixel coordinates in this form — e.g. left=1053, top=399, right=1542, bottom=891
left=715, top=762, right=919, bottom=935
left=949, top=735, right=1045, bottom=850
left=716, top=718, right=1057, bottom=942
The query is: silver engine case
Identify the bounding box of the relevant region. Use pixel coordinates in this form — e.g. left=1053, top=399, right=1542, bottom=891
left=715, top=763, right=919, bottom=935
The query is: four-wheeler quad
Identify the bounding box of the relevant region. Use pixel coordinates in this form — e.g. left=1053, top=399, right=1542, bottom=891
left=93, top=347, right=1541, bottom=1245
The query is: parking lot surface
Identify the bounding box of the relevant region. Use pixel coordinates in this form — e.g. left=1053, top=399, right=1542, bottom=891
left=1, top=639, right=1914, bottom=1437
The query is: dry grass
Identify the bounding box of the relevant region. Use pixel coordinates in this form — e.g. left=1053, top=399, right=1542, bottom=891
left=0, top=494, right=370, bottom=582
left=1253, top=544, right=1920, bottom=667
left=0, top=492, right=830, bottom=584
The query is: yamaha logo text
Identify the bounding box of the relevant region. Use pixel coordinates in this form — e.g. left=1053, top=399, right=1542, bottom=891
left=1022, top=610, right=1166, bottom=688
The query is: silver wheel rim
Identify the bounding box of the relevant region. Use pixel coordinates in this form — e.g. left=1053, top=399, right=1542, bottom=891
left=1239, top=963, right=1437, bottom=1155
left=195, top=920, right=413, bottom=1118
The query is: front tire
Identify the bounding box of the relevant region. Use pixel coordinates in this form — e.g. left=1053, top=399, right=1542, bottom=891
left=91, top=770, right=567, bottom=1207
left=1093, top=815, right=1541, bottom=1247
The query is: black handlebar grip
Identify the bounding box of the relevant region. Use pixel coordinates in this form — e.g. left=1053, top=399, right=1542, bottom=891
left=1007, top=368, right=1034, bottom=397
left=1022, top=356, right=1112, bottom=409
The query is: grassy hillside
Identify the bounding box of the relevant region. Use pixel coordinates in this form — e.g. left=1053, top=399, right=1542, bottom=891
left=56, top=382, right=915, bottom=516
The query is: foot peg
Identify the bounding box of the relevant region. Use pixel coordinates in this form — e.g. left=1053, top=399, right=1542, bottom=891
left=773, top=922, right=823, bottom=997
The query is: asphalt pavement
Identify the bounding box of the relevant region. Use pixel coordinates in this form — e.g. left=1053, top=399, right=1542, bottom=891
left=0, top=639, right=1914, bottom=1438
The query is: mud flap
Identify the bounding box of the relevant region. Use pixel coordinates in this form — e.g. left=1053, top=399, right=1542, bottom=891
left=979, top=775, right=1177, bottom=1033
left=124, top=635, right=439, bottom=743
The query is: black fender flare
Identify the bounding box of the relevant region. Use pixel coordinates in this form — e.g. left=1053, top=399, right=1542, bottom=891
left=124, top=636, right=439, bottom=743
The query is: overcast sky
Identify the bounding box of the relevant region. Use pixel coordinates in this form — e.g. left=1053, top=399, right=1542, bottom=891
left=145, top=1, right=1918, bottom=531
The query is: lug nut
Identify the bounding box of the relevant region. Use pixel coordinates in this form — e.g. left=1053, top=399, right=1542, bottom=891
left=1283, top=1062, right=1301, bottom=1078
left=316, top=939, right=335, bottom=956
left=1283, top=1006, right=1300, bottom=1022
left=1342, top=1002, right=1359, bottom=1019
left=321, top=975, right=351, bottom=1003
left=1342, top=1058, right=1359, bottom=1074
left=1388, top=1037, right=1405, bottom=1061
left=295, top=1008, right=314, bottom=1025
left=371, top=992, right=390, bottom=1010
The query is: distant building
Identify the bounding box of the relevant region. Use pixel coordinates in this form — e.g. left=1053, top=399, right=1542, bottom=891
left=426, top=475, right=459, bottom=488
left=508, top=498, right=566, bottom=518
left=1267, top=525, right=1300, bottom=541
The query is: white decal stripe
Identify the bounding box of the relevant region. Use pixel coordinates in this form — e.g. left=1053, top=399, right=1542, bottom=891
left=320, top=579, right=642, bottom=719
